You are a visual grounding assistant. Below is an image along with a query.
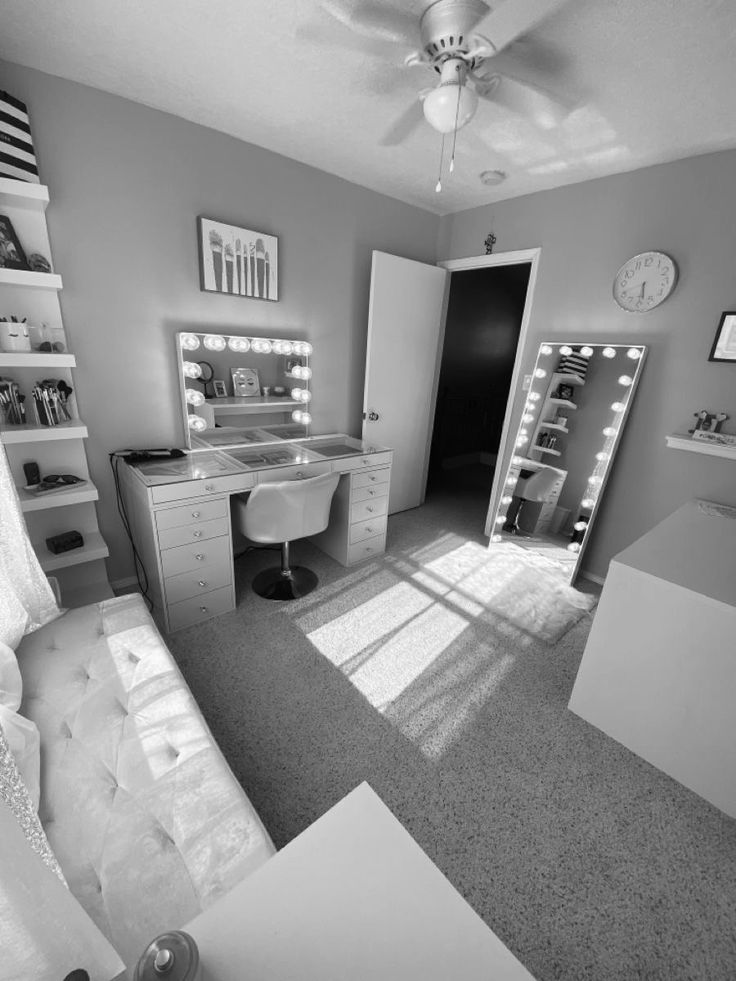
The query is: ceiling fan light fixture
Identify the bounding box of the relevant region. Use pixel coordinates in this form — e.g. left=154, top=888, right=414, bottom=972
left=479, top=169, right=507, bottom=186
left=423, top=82, right=478, bottom=134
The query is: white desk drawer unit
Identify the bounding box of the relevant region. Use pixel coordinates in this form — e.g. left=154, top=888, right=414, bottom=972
left=350, top=496, right=388, bottom=524
left=338, top=451, right=393, bottom=473
left=155, top=498, right=229, bottom=531
left=151, top=472, right=255, bottom=504
left=350, top=515, right=388, bottom=545
left=167, top=585, right=235, bottom=633
left=164, top=561, right=233, bottom=605
left=352, top=468, right=390, bottom=490
left=256, top=461, right=332, bottom=484
left=157, top=516, right=230, bottom=551
left=161, top=535, right=231, bottom=579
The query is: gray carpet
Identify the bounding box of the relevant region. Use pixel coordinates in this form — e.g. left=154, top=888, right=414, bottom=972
left=167, top=473, right=736, bottom=980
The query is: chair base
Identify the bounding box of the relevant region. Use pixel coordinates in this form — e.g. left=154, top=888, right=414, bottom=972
left=252, top=566, right=319, bottom=601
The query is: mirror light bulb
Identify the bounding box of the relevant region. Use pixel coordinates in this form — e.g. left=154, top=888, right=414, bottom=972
left=588, top=475, right=603, bottom=485
left=602, top=426, right=617, bottom=437
left=574, top=521, right=588, bottom=532
left=228, top=337, right=250, bottom=353
left=522, top=413, right=535, bottom=424
left=180, top=333, right=200, bottom=351
left=581, top=498, right=595, bottom=509
left=299, top=389, right=311, bottom=403
left=182, top=361, right=202, bottom=379
left=272, top=340, right=294, bottom=355
left=188, top=414, right=207, bottom=432
left=513, top=456, right=524, bottom=465
left=611, top=401, right=626, bottom=412
left=595, top=452, right=609, bottom=462
left=540, top=344, right=553, bottom=355
left=491, top=534, right=502, bottom=543
left=203, top=334, right=226, bottom=352
left=291, top=388, right=303, bottom=400
left=580, top=346, right=594, bottom=357
left=602, top=347, right=616, bottom=359
left=506, top=477, right=517, bottom=487
left=300, top=411, right=312, bottom=425
left=560, top=345, right=573, bottom=356
left=293, top=341, right=312, bottom=356
left=185, top=388, right=205, bottom=406
left=534, top=368, right=547, bottom=379
left=618, top=375, right=633, bottom=386
left=251, top=339, right=272, bottom=354
left=495, top=515, right=506, bottom=525
left=501, top=496, right=513, bottom=505
left=528, top=392, right=541, bottom=402
left=292, top=410, right=303, bottom=423
left=567, top=542, right=581, bottom=553
left=516, top=437, right=529, bottom=447
left=627, top=348, right=642, bottom=360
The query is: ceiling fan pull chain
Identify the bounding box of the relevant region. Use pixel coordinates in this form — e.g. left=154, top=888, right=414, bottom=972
left=435, top=132, right=446, bottom=193
left=449, top=72, right=462, bottom=173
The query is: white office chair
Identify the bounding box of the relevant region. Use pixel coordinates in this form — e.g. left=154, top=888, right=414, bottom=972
left=503, top=467, right=559, bottom=535
left=232, top=471, right=340, bottom=600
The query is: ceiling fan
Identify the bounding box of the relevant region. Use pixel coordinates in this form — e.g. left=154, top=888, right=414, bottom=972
left=316, top=0, right=573, bottom=188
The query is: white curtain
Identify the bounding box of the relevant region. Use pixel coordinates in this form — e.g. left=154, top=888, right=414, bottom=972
left=0, top=444, right=58, bottom=646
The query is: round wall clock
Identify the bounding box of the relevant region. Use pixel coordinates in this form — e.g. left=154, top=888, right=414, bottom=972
left=612, top=251, right=678, bottom=313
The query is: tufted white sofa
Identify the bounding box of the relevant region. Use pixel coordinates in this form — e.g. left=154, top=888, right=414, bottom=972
left=16, top=592, right=275, bottom=972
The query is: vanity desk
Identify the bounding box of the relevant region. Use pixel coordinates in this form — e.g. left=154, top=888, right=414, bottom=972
left=119, top=434, right=393, bottom=633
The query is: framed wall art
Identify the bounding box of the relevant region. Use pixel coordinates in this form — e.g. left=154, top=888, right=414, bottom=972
left=198, top=217, right=278, bottom=301
left=709, top=311, right=736, bottom=362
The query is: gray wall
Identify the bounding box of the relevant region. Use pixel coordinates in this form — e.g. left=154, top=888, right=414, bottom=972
left=437, top=151, right=736, bottom=579
left=1, top=60, right=439, bottom=583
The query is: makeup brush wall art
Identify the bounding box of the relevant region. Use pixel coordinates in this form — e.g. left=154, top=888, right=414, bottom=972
left=198, top=217, right=278, bottom=301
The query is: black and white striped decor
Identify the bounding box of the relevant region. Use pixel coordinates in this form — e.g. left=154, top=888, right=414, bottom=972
left=557, top=349, right=589, bottom=380
left=0, top=91, right=40, bottom=183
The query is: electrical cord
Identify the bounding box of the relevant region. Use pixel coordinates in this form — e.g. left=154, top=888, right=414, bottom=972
left=109, top=452, right=153, bottom=611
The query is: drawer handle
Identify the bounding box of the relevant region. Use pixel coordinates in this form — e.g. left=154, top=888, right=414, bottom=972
left=365, top=526, right=373, bottom=533
left=366, top=507, right=374, bottom=513
left=362, top=458, right=371, bottom=465
left=205, top=484, right=215, bottom=492
left=193, top=531, right=203, bottom=538
left=368, top=490, right=375, bottom=496
left=198, top=580, right=207, bottom=587
left=296, top=471, right=305, bottom=478
left=369, top=476, right=376, bottom=482
left=365, top=547, right=373, bottom=553
left=200, top=606, right=208, bottom=613
left=191, top=511, right=201, bottom=518
left=195, top=553, right=204, bottom=561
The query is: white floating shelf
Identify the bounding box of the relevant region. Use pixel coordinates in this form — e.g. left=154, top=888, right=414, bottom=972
left=34, top=531, right=109, bottom=572
left=211, top=397, right=301, bottom=416
left=552, top=372, right=585, bottom=387
left=538, top=422, right=569, bottom=433
left=0, top=352, right=75, bottom=368
left=18, top=481, right=98, bottom=512
left=533, top=445, right=562, bottom=457
left=0, top=178, right=50, bottom=213
left=665, top=433, right=736, bottom=461
left=0, top=269, right=63, bottom=290
left=549, top=398, right=577, bottom=410
left=1, top=421, right=88, bottom=443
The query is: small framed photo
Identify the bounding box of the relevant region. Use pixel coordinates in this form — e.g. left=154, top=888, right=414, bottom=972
left=212, top=379, right=228, bottom=398
left=231, top=367, right=261, bottom=397
left=709, top=312, right=736, bottom=362
left=198, top=217, right=278, bottom=301
left=0, top=215, right=29, bottom=270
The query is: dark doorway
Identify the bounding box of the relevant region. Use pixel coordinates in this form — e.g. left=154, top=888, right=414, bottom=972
left=426, top=262, right=531, bottom=513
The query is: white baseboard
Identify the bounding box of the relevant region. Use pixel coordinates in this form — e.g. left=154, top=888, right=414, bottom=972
left=110, top=575, right=138, bottom=593
left=579, top=569, right=605, bottom=586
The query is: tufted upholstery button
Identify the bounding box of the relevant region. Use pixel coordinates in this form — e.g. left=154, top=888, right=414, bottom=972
left=128, top=651, right=141, bottom=664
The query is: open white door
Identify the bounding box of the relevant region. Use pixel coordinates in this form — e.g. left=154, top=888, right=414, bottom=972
left=363, top=251, right=449, bottom=514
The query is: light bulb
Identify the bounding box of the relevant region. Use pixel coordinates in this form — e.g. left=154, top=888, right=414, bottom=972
left=528, top=392, right=541, bottom=402
left=495, top=515, right=506, bottom=525
left=228, top=337, right=250, bottom=353
left=203, top=334, right=226, bottom=352
left=300, top=411, right=312, bottom=425
left=423, top=81, right=478, bottom=134
left=292, top=410, right=303, bottom=423
left=581, top=498, right=595, bottom=508
left=272, top=340, right=294, bottom=355
left=519, top=428, right=528, bottom=436
left=291, top=388, right=303, bottom=400
left=506, top=477, right=517, bottom=487
left=574, top=521, right=588, bottom=532
left=501, top=496, right=513, bottom=505
left=602, top=347, right=616, bottom=358
left=560, top=346, right=573, bottom=356
left=588, top=474, right=603, bottom=485
left=534, top=368, right=547, bottom=379
left=513, top=456, right=524, bottom=465
left=186, top=388, right=205, bottom=406
left=611, top=401, right=626, bottom=412
left=602, top=426, right=617, bottom=437
left=293, top=341, right=312, bottom=356
left=618, top=375, right=633, bottom=386
left=516, top=437, right=529, bottom=446
left=580, top=346, right=594, bottom=357
left=595, top=452, right=609, bottom=462
left=180, top=333, right=200, bottom=351
left=522, top=413, right=535, bottom=424
left=540, top=344, right=553, bottom=355
left=182, top=361, right=202, bottom=379
left=299, top=389, right=311, bottom=403
left=292, top=365, right=312, bottom=380
left=251, top=339, right=272, bottom=354
left=627, top=347, right=642, bottom=360
left=491, top=534, right=502, bottom=543
left=567, top=541, right=581, bottom=553
left=188, top=414, right=206, bottom=432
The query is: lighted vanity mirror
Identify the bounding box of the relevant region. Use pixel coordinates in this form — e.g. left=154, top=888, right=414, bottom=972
left=488, top=342, right=647, bottom=585
left=177, top=331, right=312, bottom=450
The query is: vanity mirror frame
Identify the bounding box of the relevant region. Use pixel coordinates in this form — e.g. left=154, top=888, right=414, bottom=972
left=176, top=330, right=313, bottom=451
left=487, top=342, right=648, bottom=584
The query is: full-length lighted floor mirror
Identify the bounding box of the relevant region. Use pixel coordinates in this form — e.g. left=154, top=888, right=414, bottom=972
left=488, top=342, right=647, bottom=583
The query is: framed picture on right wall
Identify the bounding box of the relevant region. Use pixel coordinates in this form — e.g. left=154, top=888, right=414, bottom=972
left=709, top=311, right=736, bottom=362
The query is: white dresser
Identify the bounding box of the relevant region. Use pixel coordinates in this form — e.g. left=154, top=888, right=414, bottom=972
left=119, top=436, right=392, bottom=633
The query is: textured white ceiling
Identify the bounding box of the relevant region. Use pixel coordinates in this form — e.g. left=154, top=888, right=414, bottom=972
left=1, top=0, right=736, bottom=215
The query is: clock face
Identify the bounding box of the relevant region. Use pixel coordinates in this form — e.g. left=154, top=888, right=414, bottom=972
left=613, top=251, right=677, bottom=312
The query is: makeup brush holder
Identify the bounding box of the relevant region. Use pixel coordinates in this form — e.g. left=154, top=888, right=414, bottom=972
left=0, top=322, right=31, bottom=352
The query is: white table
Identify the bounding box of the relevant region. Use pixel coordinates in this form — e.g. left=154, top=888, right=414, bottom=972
left=184, top=782, right=535, bottom=981
left=569, top=499, right=736, bottom=817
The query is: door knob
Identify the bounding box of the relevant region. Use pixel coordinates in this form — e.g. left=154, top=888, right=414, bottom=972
left=367, top=410, right=380, bottom=422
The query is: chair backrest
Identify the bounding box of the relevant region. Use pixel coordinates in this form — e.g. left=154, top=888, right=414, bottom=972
left=242, top=471, right=340, bottom=544
left=519, top=467, right=560, bottom=503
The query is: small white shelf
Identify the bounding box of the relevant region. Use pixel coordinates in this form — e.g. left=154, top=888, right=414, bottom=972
left=665, top=433, right=736, bottom=461
left=0, top=269, right=63, bottom=291
left=0, top=352, right=75, bottom=368
left=17, top=482, right=98, bottom=512
left=533, top=445, right=562, bottom=457
left=34, top=531, right=109, bottom=572
left=552, top=372, right=585, bottom=387
left=549, top=398, right=577, bottom=410
left=210, top=396, right=301, bottom=416
left=538, top=422, right=569, bottom=433
left=1, top=420, right=88, bottom=443
left=0, top=178, right=49, bottom=213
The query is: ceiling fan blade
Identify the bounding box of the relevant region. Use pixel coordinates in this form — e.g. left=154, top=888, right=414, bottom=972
left=475, top=71, right=574, bottom=128
left=295, top=20, right=399, bottom=58
left=470, top=0, right=571, bottom=56
left=380, top=101, right=426, bottom=146
left=320, top=0, right=419, bottom=46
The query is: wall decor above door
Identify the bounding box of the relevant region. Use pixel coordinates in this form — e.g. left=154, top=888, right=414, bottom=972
left=197, top=217, right=278, bottom=301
